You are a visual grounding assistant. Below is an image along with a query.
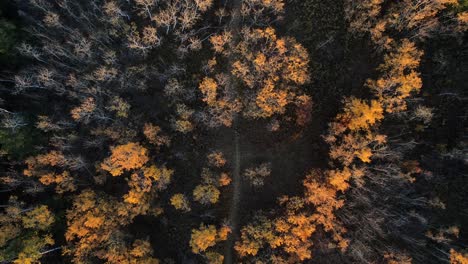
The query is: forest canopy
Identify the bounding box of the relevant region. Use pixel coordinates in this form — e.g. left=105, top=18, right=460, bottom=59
left=0, top=0, right=467, bottom=263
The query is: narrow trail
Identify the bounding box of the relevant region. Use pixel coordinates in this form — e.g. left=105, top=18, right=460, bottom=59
left=223, top=0, right=243, bottom=263
left=224, top=128, right=241, bottom=264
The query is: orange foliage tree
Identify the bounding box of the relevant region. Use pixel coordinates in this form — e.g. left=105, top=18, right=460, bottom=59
left=199, top=25, right=310, bottom=127
left=235, top=169, right=349, bottom=262
left=123, top=165, right=173, bottom=206
left=190, top=224, right=231, bottom=254
left=235, top=12, right=427, bottom=263
left=207, top=151, right=227, bottom=168
left=100, top=142, right=149, bottom=177
left=450, top=249, right=468, bottom=264
left=367, top=40, right=423, bottom=113
left=64, top=189, right=160, bottom=263
left=65, top=190, right=122, bottom=262
left=23, top=151, right=76, bottom=193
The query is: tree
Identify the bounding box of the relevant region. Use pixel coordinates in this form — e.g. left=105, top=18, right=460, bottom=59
left=64, top=189, right=160, bottom=263
left=328, top=167, right=353, bottom=192
left=170, top=193, right=191, bottom=212
left=122, top=164, right=173, bottom=217
left=193, top=162, right=231, bottom=205
left=236, top=168, right=350, bottom=262
left=218, top=172, right=231, bottom=186
left=143, top=123, right=171, bottom=147
left=218, top=225, right=231, bottom=241
left=345, top=0, right=458, bottom=48
left=207, top=151, right=226, bottom=168
left=243, top=163, right=271, bottom=187
left=450, top=249, right=468, bottom=264
left=193, top=184, right=220, bottom=205
left=190, top=224, right=217, bottom=254
left=100, top=143, right=149, bottom=177
left=107, top=96, right=131, bottom=118
left=344, top=0, right=384, bottom=35
left=23, top=151, right=76, bottom=193
left=93, top=237, right=159, bottom=264
left=240, top=0, right=285, bottom=24
left=70, top=97, right=96, bottom=123
left=127, top=24, right=161, bottom=53
left=173, top=104, right=195, bottom=133
left=199, top=26, right=310, bottom=126
left=0, top=197, right=55, bottom=264
left=367, top=39, right=423, bottom=113
left=195, top=0, right=213, bottom=12
left=21, top=205, right=55, bottom=230
left=337, top=98, right=384, bottom=131
left=0, top=121, right=42, bottom=160
left=235, top=214, right=281, bottom=258
left=387, top=0, right=458, bottom=40
left=199, top=77, right=219, bottom=107
left=190, top=224, right=229, bottom=255
left=205, top=251, right=224, bottom=264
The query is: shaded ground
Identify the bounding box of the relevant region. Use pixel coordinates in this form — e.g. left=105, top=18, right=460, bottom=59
left=221, top=127, right=240, bottom=264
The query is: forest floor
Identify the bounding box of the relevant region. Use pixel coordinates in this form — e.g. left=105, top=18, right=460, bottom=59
left=217, top=118, right=325, bottom=263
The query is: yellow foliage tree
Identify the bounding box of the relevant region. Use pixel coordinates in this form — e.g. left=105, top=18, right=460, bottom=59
left=337, top=98, right=384, bottom=131
left=21, top=206, right=55, bottom=231
left=190, top=224, right=218, bottom=254
left=235, top=214, right=282, bottom=258
left=193, top=184, right=220, bottom=205
left=0, top=197, right=55, bottom=264
left=190, top=224, right=230, bottom=256
left=205, top=251, right=224, bottom=264
left=170, top=193, right=191, bottom=212
left=107, top=96, right=130, bottom=118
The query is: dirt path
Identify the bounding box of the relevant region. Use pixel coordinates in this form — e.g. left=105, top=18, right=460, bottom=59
left=223, top=0, right=243, bottom=263
left=224, top=128, right=241, bottom=264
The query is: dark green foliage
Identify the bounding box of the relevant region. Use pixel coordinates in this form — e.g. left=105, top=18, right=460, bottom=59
left=0, top=123, right=42, bottom=160
left=0, top=0, right=18, bottom=58
left=0, top=17, right=16, bottom=55
left=456, top=0, right=468, bottom=11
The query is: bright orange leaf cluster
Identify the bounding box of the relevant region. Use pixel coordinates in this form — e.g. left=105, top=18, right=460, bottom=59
left=100, top=142, right=149, bottom=176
